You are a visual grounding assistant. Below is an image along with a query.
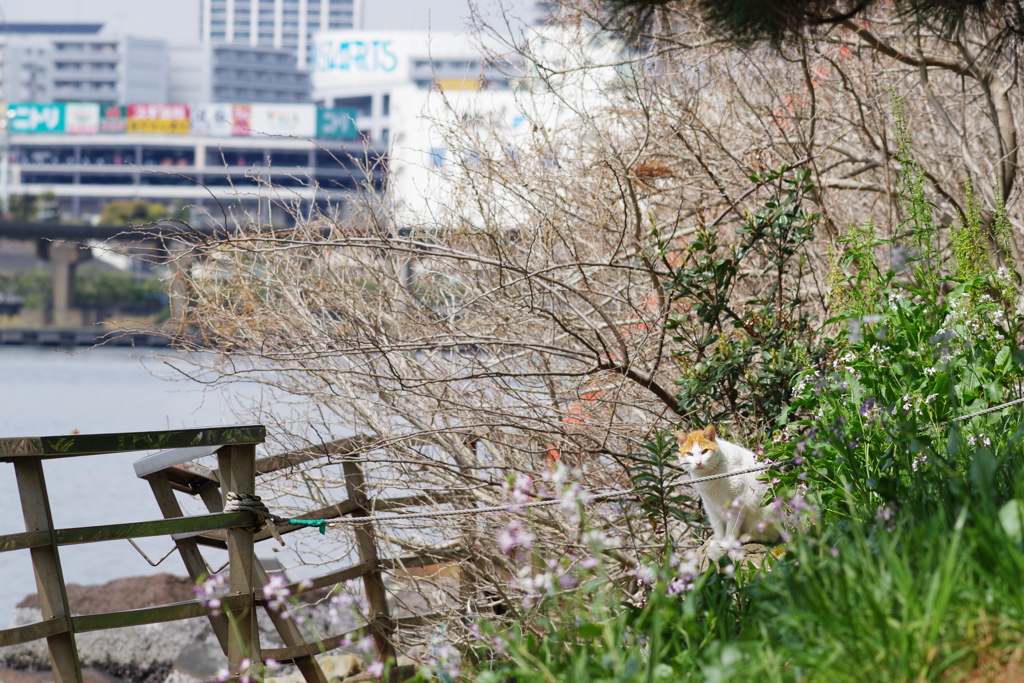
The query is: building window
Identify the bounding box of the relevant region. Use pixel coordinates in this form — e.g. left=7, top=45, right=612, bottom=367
left=212, top=31, right=226, bottom=38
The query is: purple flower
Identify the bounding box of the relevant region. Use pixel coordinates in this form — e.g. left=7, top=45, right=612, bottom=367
left=633, top=563, right=656, bottom=586
left=263, top=574, right=291, bottom=617
left=367, top=660, right=384, bottom=679
left=358, top=636, right=375, bottom=653
left=504, top=473, right=534, bottom=511
left=497, top=519, right=535, bottom=554
left=194, top=573, right=228, bottom=616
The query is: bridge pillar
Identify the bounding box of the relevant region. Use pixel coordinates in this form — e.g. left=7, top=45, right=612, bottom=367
left=50, top=242, right=89, bottom=328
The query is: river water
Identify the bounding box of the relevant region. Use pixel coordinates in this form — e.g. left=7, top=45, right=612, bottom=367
left=0, top=346, right=259, bottom=627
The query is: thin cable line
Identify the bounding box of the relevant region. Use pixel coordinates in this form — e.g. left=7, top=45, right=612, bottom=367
left=288, top=465, right=772, bottom=527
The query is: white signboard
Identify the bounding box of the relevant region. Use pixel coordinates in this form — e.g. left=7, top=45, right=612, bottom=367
left=65, top=102, right=100, bottom=134
left=313, top=31, right=426, bottom=89
left=248, top=104, right=317, bottom=138
left=191, top=104, right=234, bottom=137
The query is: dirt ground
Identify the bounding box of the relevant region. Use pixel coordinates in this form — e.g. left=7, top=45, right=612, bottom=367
left=16, top=574, right=196, bottom=615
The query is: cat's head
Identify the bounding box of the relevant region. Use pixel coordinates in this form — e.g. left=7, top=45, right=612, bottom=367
left=674, top=424, right=720, bottom=472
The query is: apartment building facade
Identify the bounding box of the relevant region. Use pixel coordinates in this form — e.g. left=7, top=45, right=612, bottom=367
left=0, top=23, right=168, bottom=106
left=200, top=0, right=358, bottom=68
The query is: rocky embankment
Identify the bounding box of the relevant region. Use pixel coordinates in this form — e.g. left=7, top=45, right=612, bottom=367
left=0, top=574, right=357, bottom=683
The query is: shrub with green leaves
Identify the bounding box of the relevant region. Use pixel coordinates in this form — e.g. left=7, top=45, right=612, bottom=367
left=663, top=166, right=823, bottom=438
left=445, top=118, right=1024, bottom=681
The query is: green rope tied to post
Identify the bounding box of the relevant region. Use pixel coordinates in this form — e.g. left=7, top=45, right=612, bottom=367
left=289, top=518, right=327, bottom=535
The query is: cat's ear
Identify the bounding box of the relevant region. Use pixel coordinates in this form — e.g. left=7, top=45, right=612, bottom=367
left=703, top=425, right=717, bottom=441
left=673, top=429, right=687, bottom=445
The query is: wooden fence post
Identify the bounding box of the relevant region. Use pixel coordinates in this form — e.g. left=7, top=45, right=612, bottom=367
left=14, top=457, right=83, bottom=683
left=219, top=444, right=260, bottom=675
left=145, top=471, right=232, bottom=654
left=341, top=457, right=396, bottom=665
left=198, top=478, right=329, bottom=683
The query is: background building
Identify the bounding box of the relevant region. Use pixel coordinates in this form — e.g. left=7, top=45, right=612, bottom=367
left=3, top=101, right=370, bottom=225
left=200, top=0, right=358, bottom=68
left=311, top=31, right=511, bottom=144
left=0, top=23, right=168, bottom=106
left=169, top=43, right=311, bottom=103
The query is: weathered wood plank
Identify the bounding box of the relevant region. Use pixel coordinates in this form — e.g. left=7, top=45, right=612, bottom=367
left=0, top=529, right=50, bottom=553
left=260, top=630, right=352, bottom=664
left=146, top=472, right=231, bottom=654
left=254, top=435, right=374, bottom=475
left=260, top=614, right=438, bottom=664
left=252, top=563, right=328, bottom=683
left=342, top=460, right=395, bottom=665
left=163, top=464, right=220, bottom=495
left=133, top=446, right=223, bottom=478
left=71, top=594, right=251, bottom=633
left=220, top=444, right=261, bottom=671
left=0, top=425, right=265, bottom=460
left=0, top=617, right=67, bottom=647
left=15, top=457, right=83, bottom=683
left=379, top=549, right=467, bottom=572
left=276, top=560, right=378, bottom=598
left=55, top=512, right=254, bottom=546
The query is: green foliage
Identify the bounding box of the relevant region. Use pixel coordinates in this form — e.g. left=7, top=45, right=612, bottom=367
left=74, top=268, right=166, bottom=308
left=456, top=125, right=1024, bottom=682
left=601, top=0, right=1024, bottom=45
left=627, top=430, right=695, bottom=542
left=99, top=200, right=170, bottom=226
left=0, top=267, right=166, bottom=312
left=952, top=180, right=987, bottom=282
left=6, top=191, right=60, bottom=222
left=0, top=267, right=51, bottom=308
left=663, top=166, right=822, bottom=435
left=763, top=95, right=1024, bottom=523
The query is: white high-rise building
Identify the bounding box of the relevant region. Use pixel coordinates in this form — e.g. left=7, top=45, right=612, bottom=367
left=200, top=0, right=359, bottom=68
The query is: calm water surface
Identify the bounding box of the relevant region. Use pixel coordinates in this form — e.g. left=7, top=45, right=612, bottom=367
left=0, top=346, right=255, bottom=627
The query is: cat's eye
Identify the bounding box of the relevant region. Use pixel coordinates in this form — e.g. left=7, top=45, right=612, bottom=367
left=700, top=448, right=711, bottom=455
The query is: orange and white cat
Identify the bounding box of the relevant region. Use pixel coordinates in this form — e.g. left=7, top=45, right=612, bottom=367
left=674, top=425, right=779, bottom=546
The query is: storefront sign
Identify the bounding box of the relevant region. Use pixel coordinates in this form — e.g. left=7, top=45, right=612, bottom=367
left=316, top=107, right=360, bottom=139
left=248, top=104, right=317, bottom=138
left=190, top=104, right=234, bottom=137
left=65, top=102, right=100, bottom=134
left=8, top=103, right=64, bottom=134
left=127, top=103, right=190, bottom=134
left=99, top=105, right=127, bottom=133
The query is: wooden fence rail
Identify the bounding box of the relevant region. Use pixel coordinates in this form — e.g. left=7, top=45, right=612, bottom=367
left=0, top=425, right=456, bottom=683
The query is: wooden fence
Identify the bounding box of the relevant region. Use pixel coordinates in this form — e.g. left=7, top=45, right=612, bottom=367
left=0, top=425, right=464, bottom=683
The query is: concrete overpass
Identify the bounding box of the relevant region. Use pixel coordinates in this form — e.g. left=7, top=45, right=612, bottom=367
left=0, top=220, right=215, bottom=330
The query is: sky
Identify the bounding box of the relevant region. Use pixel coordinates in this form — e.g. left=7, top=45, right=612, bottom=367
left=0, top=0, right=507, bottom=41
